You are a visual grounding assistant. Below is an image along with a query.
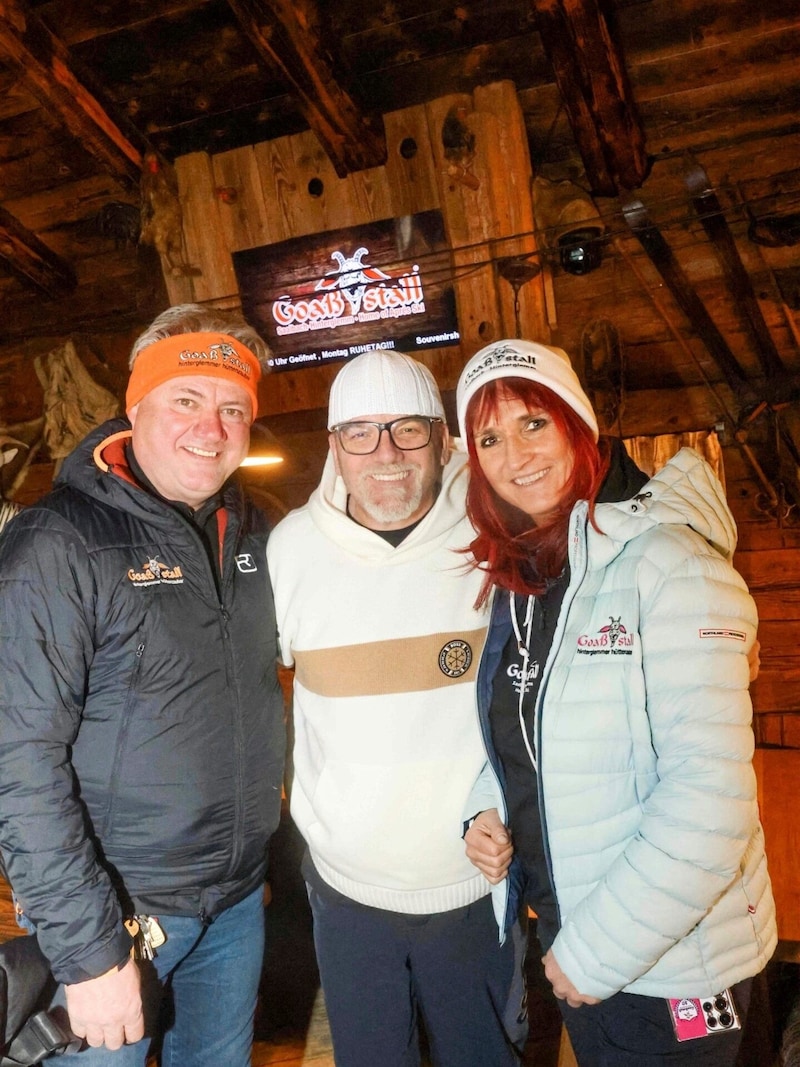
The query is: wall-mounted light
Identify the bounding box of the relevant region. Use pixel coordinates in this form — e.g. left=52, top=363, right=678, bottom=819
left=240, top=455, right=284, bottom=468
left=245, top=422, right=284, bottom=469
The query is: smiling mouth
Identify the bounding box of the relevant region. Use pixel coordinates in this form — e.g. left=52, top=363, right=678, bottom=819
left=513, top=466, right=550, bottom=487
left=185, top=446, right=219, bottom=458
left=371, top=470, right=410, bottom=482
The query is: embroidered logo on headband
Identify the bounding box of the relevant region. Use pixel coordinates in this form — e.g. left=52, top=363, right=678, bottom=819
left=177, top=340, right=255, bottom=380
left=462, top=343, right=536, bottom=389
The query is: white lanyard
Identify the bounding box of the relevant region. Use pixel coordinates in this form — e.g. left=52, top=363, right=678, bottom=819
left=509, top=592, right=538, bottom=771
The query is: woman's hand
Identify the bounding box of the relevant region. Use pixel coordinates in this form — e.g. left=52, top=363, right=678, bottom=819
left=542, top=948, right=602, bottom=1008
left=464, top=808, right=514, bottom=883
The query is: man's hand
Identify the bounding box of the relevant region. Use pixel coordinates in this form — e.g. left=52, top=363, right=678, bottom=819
left=464, top=808, right=513, bottom=884
left=748, top=638, right=761, bottom=683
left=65, top=959, right=144, bottom=1050
left=542, top=948, right=602, bottom=1009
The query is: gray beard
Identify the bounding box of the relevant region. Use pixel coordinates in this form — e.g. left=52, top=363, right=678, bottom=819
left=355, top=463, right=425, bottom=525
left=359, top=479, right=425, bottom=525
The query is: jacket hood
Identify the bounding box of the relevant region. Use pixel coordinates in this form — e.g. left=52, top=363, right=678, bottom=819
left=306, top=443, right=472, bottom=564
left=591, top=447, right=737, bottom=562
left=598, top=436, right=649, bottom=503
left=55, top=416, right=143, bottom=510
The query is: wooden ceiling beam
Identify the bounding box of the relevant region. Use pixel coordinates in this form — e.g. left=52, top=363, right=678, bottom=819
left=0, top=0, right=145, bottom=187
left=529, top=0, right=649, bottom=196
left=226, top=0, right=387, bottom=178
left=622, top=198, right=754, bottom=401
left=0, top=205, right=76, bottom=297
left=685, top=162, right=787, bottom=381
left=26, top=1, right=209, bottom=48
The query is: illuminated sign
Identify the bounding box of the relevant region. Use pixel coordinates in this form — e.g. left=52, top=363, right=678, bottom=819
left=233, top=211, right=460, bottom=372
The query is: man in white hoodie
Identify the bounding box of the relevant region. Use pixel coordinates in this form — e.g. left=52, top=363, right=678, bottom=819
left=266, top=349, right=526, bottom=1067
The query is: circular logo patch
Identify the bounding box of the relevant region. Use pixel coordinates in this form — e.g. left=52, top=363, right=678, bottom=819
left=438, top=639, right=472, bottom=678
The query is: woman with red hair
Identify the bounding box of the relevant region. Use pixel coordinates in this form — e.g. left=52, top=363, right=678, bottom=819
left=457, top=339, right=775, bottom=1066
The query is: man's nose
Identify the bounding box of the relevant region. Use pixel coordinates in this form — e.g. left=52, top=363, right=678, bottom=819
left=195, top=409, right=225, bottom=438
left=373, top=426, right=404, bottom=459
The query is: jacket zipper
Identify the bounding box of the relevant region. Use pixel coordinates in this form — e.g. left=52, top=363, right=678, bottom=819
left=187, top=515, right=247, bottom=910
left=101, top=640, right=146, bottom=837
left=216, top=535, right=246, bottom=887
left=532, top=503, right=589, bottom=928
left=475, top=594, right=514, bottom=940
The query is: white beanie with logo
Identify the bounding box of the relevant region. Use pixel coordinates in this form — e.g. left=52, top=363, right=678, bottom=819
left=328, top=349, right=445, bottom=428
left=456, top=339, right=599, bottom=441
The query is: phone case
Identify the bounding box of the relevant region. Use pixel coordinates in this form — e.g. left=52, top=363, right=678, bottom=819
left=668, top=988, right=741, bottom=1042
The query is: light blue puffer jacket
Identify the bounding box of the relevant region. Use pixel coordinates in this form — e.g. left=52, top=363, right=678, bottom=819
left=471, top=447, right=777, bottom=1000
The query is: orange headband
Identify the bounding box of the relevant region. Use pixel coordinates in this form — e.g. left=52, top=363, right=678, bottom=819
left=125, top=332, right=261, bottom=418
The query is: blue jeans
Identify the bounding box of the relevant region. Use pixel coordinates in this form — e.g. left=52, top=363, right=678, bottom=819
left=49, top=886, right=265, bottom=1067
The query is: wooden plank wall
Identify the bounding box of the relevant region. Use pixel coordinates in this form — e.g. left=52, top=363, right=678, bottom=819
left=753, top=749, right=800, bottom=943
left=725, top=445, right=800, bottom=751
left=737, top=529, right=800, bottom=750
left=727, top=445, right=800, bottom=941
left=164, top=80, right=547, bottom=414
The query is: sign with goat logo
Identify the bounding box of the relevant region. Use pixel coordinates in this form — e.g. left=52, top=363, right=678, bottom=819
left=233, top=211, right=460, bottom=372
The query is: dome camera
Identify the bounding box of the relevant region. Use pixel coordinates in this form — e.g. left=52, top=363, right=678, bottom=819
left=557, top=226, right=604, bottom=275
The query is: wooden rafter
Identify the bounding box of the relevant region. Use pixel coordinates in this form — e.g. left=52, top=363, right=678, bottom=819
left=0, top=205, right=76, bottom=297
left=529, top=0, right=649, bottom=196
left=622, top=198, right=754, bottom=398
left=0, top=0, right=146, bottom=187
left=685, top=162, right=787, bottom=382
left=226, top=0, right=387, bottom=178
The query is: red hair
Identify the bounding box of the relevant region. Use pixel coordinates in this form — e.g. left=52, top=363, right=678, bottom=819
left=464, top=378, right=609, bottom=606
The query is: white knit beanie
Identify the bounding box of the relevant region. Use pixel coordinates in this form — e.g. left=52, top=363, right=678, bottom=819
left=327, top=349, right=445, bottom=428
left=456, top=339, right=599, bottom=441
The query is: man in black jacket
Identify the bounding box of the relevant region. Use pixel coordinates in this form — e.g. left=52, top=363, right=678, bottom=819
left=0, top=304, right=286, bottom=1066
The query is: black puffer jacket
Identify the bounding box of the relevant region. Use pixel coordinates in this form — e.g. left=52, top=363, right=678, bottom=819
left=0, top=419, right=285, bottom=984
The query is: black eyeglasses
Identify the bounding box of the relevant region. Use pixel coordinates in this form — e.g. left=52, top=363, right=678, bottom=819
left=332, top=416, right=443, bottom=455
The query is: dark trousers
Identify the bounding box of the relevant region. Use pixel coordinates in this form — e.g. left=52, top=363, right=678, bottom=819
left=306, top=878, right=526, bottom=1067
left=560, top=977, right=754, bottom=1067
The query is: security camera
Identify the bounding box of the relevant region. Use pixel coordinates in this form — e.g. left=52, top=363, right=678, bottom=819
left=557, top=226, right=604, bottom=275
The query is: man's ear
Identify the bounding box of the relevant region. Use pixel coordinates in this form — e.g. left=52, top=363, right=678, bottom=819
left=328, top=432, right=341, bottom=476
left=439, top=425, right=452, bottom=467
left=127, top=404, right=139, bottom=428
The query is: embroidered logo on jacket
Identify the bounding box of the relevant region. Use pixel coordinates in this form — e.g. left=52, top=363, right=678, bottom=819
left=576, top=615, right=634, bottom=656
left=127, top=555, right=184, bottom=587
left=698, top=628, right=746, bottom=641
left=438, top=639, right=472, bottom=678
left=507, top=661, right=540, bottom=694
left=235, top=553, right=258, bottom=573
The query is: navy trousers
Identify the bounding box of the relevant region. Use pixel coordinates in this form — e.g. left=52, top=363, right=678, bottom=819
left=306, top=877, right=527, bottom=1067
left=560, top=978, right=754, bottom=1067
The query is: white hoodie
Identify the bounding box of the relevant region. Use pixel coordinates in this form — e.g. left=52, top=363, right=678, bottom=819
left=267, top=449, right=492, bottom=913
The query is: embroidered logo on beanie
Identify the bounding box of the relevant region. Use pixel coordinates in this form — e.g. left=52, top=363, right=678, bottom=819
left=460, top=341, right=538, bottom=391
left=456, top=338, right=599, bottom=441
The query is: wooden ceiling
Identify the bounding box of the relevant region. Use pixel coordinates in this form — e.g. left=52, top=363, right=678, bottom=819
left=0, top=0, right=799, bottom=493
